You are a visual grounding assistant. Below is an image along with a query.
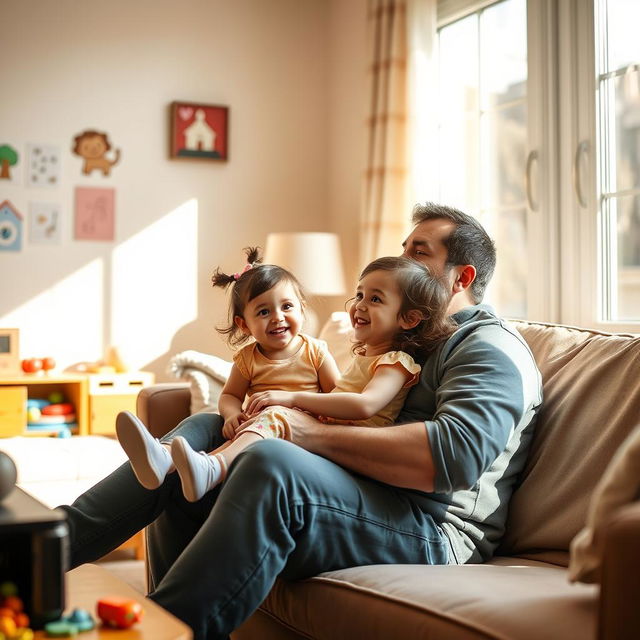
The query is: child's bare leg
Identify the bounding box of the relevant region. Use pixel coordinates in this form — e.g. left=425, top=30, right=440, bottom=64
left=212, top=430, right=263, bottom=469
left=171, top=432, right=262, bottom=502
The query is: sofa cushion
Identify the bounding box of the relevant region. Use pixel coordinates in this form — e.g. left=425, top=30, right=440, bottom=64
left=255, top=559, right=596, bottom=640
left=499, top=321, right=640, bottom=560
left=568, top=424, right=640, bottom=583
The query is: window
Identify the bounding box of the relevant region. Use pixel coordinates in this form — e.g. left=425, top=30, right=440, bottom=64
left=436, top=0, right=528, bottom=318
left=595, top=0, right=640, bottom=322
left=419, top=0, right=640, bottom=330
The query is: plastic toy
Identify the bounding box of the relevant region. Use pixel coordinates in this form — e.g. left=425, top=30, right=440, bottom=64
left=21, top=358, right=42, bottom=374
left=44, top=619, right=77, bottom=636
left=41, top=608, right=96, bottom=637
left=20, top=356, right=56, bottom=374
left=0, top=584, right=33, bottom=639
left=26, top=406, right=41, bottom=423
left=26, top=396, right=77, bottom=435
left=0, top=583, right=18, bottom=598
left=48, top=391, right=65, bottom=404
left=65, top=608, right=95, bottom=632
left=96, top=597, right=143, bottom=629
left=42, top=403, right=74, bottom=416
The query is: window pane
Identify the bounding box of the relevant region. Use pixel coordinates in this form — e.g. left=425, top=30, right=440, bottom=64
left=480, top=0, right=527, bottom=108
left=439, top=14, right=478, bottom=117
left=610, top=70, right=640, bottom=192
left=484, top=207, right=528, bottom=318
left=597, top=0, right=640, bottom=322
left=606, top=0, right=640, bottom=71
left=615, top=194, right=640, bottom=320
left=438, top=116, right=479, bottom=211
left=481, top=103, right=527, bottom=208
left=437, top=0, right=528, bottom=318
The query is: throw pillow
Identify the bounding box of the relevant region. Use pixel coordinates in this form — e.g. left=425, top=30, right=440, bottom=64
left=568, top=425, right=640, bottom=583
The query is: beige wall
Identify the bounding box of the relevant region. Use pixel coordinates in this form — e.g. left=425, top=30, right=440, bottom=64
left=0, top=0, right=367, bottom=380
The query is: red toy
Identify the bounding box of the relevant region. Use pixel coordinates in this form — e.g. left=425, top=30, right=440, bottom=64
left=97, top=597, right=143, bottom=629
left=21, top=358, right=43, bottom=373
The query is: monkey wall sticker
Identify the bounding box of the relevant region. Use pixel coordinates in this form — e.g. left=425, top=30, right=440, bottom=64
left=72, top=130, right=121, bottom=176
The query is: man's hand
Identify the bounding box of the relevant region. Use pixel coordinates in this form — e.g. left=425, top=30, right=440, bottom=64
left=222, top=412, right=249, bottom=440
left=235, top=407, right=436, bottom=493
left=245, top=391, right=297, bottom=415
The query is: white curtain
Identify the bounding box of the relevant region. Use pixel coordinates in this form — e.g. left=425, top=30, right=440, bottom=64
left=406, top=0, right=438, bottom=205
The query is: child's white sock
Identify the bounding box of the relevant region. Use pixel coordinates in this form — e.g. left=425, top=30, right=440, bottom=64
left=115, top=411, right=174, bottom=490
left=171, top=436, right=225, bottom=502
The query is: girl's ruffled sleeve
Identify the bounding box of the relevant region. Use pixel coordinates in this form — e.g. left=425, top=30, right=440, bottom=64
left=374, top=351, right=421, bottom=388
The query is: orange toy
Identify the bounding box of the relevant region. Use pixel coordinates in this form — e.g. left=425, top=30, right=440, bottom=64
left=97, top=597, right=143, bottom=629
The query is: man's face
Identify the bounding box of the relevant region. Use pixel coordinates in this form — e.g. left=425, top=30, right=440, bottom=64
left=400, top=218, right=456, bottom=276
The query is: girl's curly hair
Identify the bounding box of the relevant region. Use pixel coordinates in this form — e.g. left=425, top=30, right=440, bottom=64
left=352, top=256, right=456, bottom=361
left=212, top=246, right=307, bottom=348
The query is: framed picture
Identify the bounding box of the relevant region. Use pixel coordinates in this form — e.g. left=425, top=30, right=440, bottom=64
left=170, top=101, right=229, bottom=161
left=29, top=202, right=61, bottom=244
left=74, top=187, right=115, bottom=242
left=27, top=143, right=61, bottom=187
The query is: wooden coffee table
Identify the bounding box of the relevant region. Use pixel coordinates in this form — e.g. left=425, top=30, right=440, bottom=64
left=34, top=564, right=192, bottom=639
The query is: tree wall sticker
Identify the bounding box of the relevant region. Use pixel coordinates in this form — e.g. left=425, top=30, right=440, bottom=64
left=0, top=145, right=18, bottom=180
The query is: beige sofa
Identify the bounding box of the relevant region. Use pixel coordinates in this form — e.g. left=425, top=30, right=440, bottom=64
left=137, top=319, right=640, bottom=640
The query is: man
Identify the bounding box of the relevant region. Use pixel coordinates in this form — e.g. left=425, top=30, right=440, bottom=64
left=62, top=203, right=542, bottom=640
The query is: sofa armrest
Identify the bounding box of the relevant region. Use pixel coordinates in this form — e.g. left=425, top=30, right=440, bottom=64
left=136, top=383, right=191, bottom=439
left=598, top=500, right=640, bottom=640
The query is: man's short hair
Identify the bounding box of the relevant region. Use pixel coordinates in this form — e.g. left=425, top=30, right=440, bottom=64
left=411, top=202, right=496, bottom=304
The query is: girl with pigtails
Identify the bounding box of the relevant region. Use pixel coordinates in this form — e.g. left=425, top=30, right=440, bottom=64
left=116, top=246, right=340, bottom=500
left=115, top=247, right=455, bottom=503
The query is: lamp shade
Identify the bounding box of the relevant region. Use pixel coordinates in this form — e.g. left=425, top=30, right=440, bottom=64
left=264, top=232, right=346, bottom=296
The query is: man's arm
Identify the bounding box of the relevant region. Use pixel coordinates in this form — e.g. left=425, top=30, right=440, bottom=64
left=248, top=409, right=437, bottom=492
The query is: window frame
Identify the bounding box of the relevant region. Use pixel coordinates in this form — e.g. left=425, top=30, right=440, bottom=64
left=434, top=0, right=640, bottom=331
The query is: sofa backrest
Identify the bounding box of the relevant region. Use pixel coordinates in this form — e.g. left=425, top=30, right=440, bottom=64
left=498, top=320, right=640, bottom=562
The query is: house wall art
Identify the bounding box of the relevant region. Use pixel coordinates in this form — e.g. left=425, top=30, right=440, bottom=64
left=0, top=200, right=23, bottom=252
left=170, top=102, right=229, bottom=161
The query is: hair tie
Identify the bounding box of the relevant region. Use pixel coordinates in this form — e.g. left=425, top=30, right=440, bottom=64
left=233, top=263, right=254, bottom=281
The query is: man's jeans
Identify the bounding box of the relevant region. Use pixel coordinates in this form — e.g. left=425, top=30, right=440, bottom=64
left=60, top=413, right=449, bottom=640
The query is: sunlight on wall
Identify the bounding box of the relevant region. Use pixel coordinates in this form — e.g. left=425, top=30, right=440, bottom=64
left=110, top=199, right=198, bottom=369
left=0, top=259, right=104, bottom=366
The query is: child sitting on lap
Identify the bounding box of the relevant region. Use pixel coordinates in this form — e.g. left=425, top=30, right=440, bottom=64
left=117, top=252, right=455, bottom=502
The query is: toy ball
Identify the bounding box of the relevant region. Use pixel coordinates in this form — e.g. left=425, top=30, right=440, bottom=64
left=48, top=391, right=65, bottom=404
left=0, top=452, right=17, bottom=502
left=27, top=407, right=42, bottom=423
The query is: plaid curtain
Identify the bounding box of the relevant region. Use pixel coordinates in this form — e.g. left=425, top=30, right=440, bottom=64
left=361, top=0, right=409, bottom=267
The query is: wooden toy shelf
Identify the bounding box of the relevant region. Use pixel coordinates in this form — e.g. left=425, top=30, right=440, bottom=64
left=0, top=373, right=89, bottom=437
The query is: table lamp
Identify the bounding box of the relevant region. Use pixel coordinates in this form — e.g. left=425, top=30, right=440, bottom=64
left=264, top=232, right=346, bottom=335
